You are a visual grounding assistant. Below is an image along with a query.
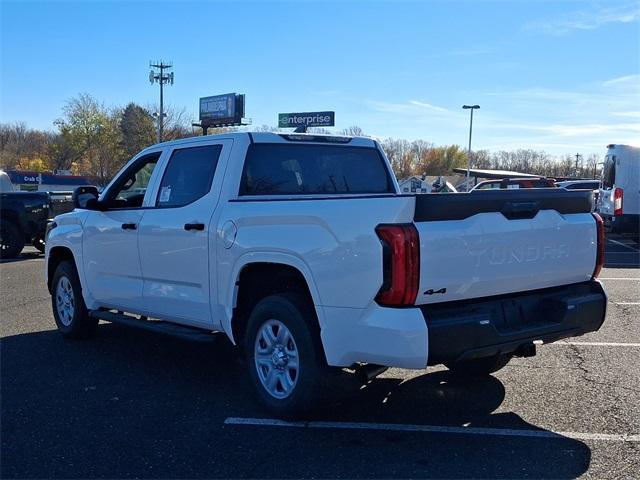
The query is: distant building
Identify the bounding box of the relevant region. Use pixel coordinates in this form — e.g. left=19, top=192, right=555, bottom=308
left=398, top=175, right=430, bottom=193
left=398, top=175, right=462, bottom=193
left=5, top=170, right=91, bottom=192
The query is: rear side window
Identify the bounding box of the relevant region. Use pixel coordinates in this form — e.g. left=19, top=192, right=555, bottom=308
left=239, top=144, right=394, bottom=195
left=602, top=155, right=616, bottom=188
left=156, top=145, right=222, bottom=208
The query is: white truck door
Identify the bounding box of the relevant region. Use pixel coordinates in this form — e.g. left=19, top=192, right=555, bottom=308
left=83, top=151, right=163, bottom=310
left=137, top=140, right=232, bottom=328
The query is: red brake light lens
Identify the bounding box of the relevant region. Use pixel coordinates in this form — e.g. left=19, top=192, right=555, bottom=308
left=614, top=188, right=623, bottom=216
left=375, top=224, right=420, bottom=306
left=592, top=213, right=605, bottom=279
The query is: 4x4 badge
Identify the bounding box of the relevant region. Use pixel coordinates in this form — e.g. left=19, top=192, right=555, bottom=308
left=424, top=288, right=447, bottom=295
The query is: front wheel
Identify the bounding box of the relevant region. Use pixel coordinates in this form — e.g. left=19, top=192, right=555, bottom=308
left=32, top=235, right=45, bottom=253
left=446, top=354, right=512, bottom=377
left=51, top=260, right=98, bottom=338
left=245, top=293, right=333, bottom=417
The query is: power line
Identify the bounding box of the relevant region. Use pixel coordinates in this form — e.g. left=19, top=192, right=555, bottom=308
left=149, top=61, right=174, bottom=143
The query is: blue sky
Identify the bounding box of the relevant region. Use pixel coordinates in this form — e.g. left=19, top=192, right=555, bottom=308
left=1, top=0, right=639, bottom=156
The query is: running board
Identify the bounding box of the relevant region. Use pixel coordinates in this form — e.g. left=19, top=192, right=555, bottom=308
left=89, top=310, right=217, bottom=343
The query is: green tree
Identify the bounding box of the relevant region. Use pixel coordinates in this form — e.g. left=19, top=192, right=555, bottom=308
left=120, top=103, right=155, bottom=159
left=54, top=93, right=124, bottom=185
left=0, top=122, right=54, bottom=170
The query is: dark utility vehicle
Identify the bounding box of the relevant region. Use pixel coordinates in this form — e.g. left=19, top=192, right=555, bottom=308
left=0, top=171, right=51, bottom=258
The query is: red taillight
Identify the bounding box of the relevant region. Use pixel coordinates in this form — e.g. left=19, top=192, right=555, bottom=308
left=592, top=213, right=605, bottom=279
left=375, top=224, right=420, bottom=306
left=614, top=188, right=623, bottom=216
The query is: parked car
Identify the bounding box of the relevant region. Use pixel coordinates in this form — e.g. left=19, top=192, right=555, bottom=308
left=556, top=180, right=602, bottom=211
left=597, top=144, right=639, bottom=237
left=1, top=170, right=51, bottom=257
left=45, top=132, right=607, bottom=416
left=556, top=180, right=601, bottom=191
left=470, top=177, right=556, bottom=191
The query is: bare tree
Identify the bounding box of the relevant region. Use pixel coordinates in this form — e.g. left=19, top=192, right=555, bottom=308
left=342, top=125, right=365, bottom=136
left=252, top=125, right=282, bottom=133
left=144, top=103, right=195, bottom=141
left=586, top=153, right=601, bottom=179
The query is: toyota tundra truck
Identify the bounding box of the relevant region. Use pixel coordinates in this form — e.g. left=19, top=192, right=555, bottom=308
left=45, top=132, right=607, bottom=415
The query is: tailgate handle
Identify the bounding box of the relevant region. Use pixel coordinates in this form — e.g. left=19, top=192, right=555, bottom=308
left=501, top=201, right=540, bottom=220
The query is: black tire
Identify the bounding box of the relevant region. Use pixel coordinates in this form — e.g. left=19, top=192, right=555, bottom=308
left=32, top=235, right=45, bottom=253
left=0, top=220, right=25, bottom=259
left=446, top=354, right=512, bottom=377
left=51, top=260, right=98, bottom=338
left=245, top=293, right=332, bottom=418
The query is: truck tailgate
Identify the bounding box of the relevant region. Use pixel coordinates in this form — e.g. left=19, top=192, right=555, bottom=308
left=413, top=189, right=598, bottom=305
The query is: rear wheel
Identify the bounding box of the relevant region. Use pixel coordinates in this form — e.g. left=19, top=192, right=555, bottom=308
left=245, top=293, right=333, bottom=417
left=446, top=354, right=512, bottom=377
left=51, top=260, right=98, bottom=338
left=0, top=220, right=25, bottom=259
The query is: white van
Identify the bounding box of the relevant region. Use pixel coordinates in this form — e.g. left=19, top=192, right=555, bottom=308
left=598, top=144, right=640, bottom=236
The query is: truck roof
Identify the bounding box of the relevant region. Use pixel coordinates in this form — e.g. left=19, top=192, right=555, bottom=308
left=607, top=144, right=640, bottom=151
left=141, top=132, right=376, bottom=154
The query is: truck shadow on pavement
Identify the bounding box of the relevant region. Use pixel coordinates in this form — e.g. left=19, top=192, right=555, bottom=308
left=0, top=250, right=42, bottom=264
left=604, top=237, right=640, bottom=268
left=1, top=323, right=591, bottom=479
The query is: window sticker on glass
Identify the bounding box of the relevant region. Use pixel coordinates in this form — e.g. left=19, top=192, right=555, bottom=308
left=159, top=186, right=171, bottom=202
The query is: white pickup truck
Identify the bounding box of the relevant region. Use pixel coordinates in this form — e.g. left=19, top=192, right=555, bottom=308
left=45, top=132, right=607, bottom=415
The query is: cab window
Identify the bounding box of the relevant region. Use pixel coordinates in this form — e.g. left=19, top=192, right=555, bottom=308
left=156, top=145, right=222, bottom=208
left=239, top=144, right=393, bottom=195
left=104, top=152, right=160, bottom=209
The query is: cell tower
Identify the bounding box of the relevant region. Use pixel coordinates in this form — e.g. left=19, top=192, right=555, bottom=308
left=149, top=61, right=174, bottom=143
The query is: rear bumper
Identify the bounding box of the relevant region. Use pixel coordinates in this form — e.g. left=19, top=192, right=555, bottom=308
left=422, top=281, right=607, bottom=365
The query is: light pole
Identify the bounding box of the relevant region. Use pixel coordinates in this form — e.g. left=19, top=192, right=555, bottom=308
left=149, top=61, right=174, bottom=143
left=462, top=104, right=480, bottom=190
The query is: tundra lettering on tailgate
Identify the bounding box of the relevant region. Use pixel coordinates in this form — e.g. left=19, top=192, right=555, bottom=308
left=469, top=242, right=569, bottom=267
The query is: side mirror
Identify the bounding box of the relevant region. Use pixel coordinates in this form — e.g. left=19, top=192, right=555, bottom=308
left=73, top=185, right=100, bottom=209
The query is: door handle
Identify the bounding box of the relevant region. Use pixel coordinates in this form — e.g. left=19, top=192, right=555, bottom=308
left=184, top=223, right=205, bottom=231
left=121, top=223, right=137, bottom=230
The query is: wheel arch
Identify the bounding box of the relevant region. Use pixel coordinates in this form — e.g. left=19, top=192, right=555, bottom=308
left=224, top=254, right=325, bottom=347
left=47, top=246, right=79, bottom=294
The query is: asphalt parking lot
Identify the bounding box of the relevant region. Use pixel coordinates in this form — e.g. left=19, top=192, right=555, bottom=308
left=1, top=236, right=638, bottom=479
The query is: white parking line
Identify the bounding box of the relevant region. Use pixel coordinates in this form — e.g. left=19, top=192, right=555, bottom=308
left=599, top=277, right=640, bottom=281
left=224, top=417, right=640, bottom=443
left=615, top=302, right=640, bottom=306
left=556, top=341, right=640, bottom=347
left=608, top=238, right=640, bottom=252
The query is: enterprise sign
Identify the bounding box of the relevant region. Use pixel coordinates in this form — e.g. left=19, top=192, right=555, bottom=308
left=278, top=111, right=335, bottom=128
